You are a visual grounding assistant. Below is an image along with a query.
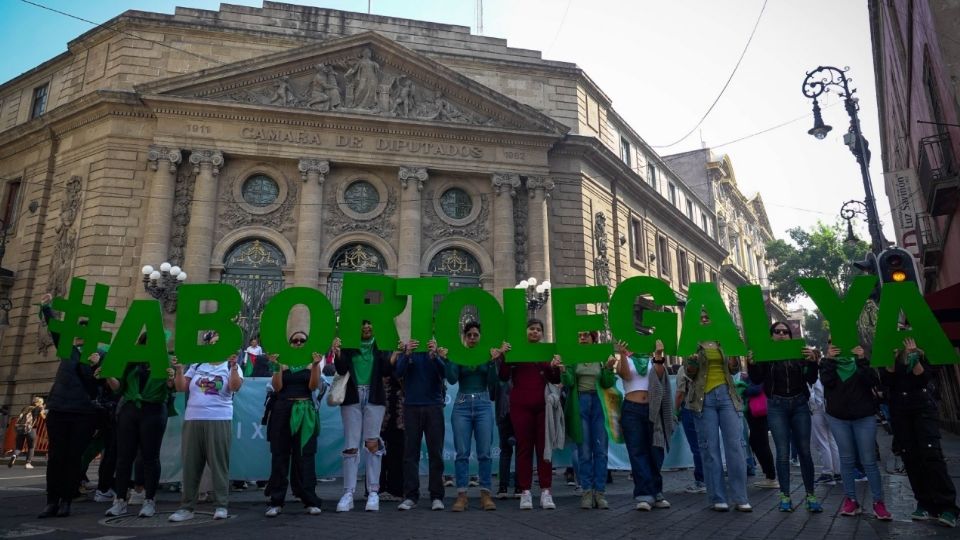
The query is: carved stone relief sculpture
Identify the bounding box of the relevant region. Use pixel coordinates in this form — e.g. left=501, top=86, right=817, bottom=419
left=513, top=183, right=529, bottom=279
left=422, top=190, right=490, bottom=242
left=40, top=176, right=83, bottom=353
left=168, top=165, right=197, bottom=267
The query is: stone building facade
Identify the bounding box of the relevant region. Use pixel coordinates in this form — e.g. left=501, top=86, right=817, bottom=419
left=0, top=2, right=725, bottom=408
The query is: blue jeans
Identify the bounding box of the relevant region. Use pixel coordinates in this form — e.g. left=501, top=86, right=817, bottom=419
left=826, top=414, right=883, bottom=503
left=451, top=391, right=494, bottom=491
left=576, top=392, right=609, bottom=492
left=621, top=401, right=663, bottom=503
left=680, top=405, right=703, bottom=483
left=767, top=394, right=815, bottom=494
left=693, top=386, right=749, bottom=506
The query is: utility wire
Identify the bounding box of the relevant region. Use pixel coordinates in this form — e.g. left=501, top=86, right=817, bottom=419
left=651, top=0, right=769, bottom=149
left=545, top=0, right=574, bottom=54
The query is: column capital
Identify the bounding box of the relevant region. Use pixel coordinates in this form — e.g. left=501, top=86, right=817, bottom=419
left=147, top=146, right=182, bottom=173
left=491, top=173, right=521, bottom=197
left=399, top=166, right=429, bottom=191
left=298, top=158, right=330, bottom=183
left=526, top=176, right=555, bottom=198
left=189, top=149, right=224, bottom=176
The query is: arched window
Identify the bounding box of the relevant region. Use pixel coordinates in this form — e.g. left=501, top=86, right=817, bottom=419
left=326, top=243, right=386, bottom=315
left=429, top=247, right=482, bottom=328
left=220, top=239, right=286, bottom=342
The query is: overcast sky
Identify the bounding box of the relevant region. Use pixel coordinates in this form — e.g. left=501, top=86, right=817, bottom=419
left=0, top=0, right=892, bottom=245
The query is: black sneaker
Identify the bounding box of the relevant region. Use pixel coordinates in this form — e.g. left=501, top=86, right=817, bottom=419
left=496, top=487, right=509, bottom=500
left=513, top=487, right=522, bottom=499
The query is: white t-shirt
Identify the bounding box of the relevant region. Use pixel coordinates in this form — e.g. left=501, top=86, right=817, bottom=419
left=245, top=345, right=263, bottom=356
left=184, top=362, right=242, bottom=421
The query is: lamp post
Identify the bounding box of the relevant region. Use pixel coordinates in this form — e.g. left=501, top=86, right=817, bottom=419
left=839, top=199, right=868, bottom=247
left=515, top=276, right=551, bottom=318
left=142, top=261, right=187, bottom=313
left=802, top=66, right=888, bottom=254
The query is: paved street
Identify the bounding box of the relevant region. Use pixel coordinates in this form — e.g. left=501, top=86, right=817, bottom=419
left=1, top=427, right=959, bottom=539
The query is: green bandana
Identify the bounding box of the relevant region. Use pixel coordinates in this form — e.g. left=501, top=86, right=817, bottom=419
left=290, top=400, right=319, bottom=451
left=630, top=355, right=650, bottom=377
left=906, top=351, right=920, bottom=371
left=835, top=356, right=856, bottom=382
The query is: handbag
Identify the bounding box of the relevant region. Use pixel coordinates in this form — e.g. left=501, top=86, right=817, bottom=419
left=748, top=391, right=768, bottom=418
left=326, top=371, right=350, bottom=406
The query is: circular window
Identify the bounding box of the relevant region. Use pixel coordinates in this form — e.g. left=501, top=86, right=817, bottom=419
left=440, top=188, right=472, bottom=220
left=242, top=175, right=279, bottom=207
left=344, top=180, right=380, bottom=214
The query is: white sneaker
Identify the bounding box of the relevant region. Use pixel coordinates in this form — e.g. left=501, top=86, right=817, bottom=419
left=654, top=495, right=671, bottom=509
left=24, top=463, right=34, bottom=470
left=265, top=506, right=281, bottom=518
left=398, top=499, right=417, bottom=511
left=365, top=492, right=379, bottom=512
left=138, top=499, right=157, bottom=517
left=128, top=489, right=146, bottom=505
left=306, top=506, right=322, bottom=515
left=168, top=509, right=194, bottom=522
left=519, top=491, right=533, bottom=510
left=105, top=499, right=128, bottom=517
left=336, top=492, right=354, bottom=512
left=753, top=478, right=779, bottom=489
left=636, top=501, right=652, bottom=511
left=431, top=499, right=444, bottom=511
left=712, top=503, right=730, bottom=512
left=213, top=507, right=229, bottom=520
left=540, top=491, right=556, bottom=510
left=94, top=489, right=116, bottom=503
left=736, top=503, right=753, bottom=512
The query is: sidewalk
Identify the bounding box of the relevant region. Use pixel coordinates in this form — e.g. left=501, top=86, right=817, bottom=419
left=0, top=427, right=958, bottom=539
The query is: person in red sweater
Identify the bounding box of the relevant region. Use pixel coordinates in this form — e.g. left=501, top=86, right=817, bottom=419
left=497, top=319, right=561, bottom=510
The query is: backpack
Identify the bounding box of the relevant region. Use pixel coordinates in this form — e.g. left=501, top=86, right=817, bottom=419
left=15, top=407, right=36, bottom=434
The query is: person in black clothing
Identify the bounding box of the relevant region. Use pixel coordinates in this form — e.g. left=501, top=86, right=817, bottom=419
left=747, top=322, right=822, bottom=513
left=493, top=380, right=518, bottom=499
left=379, top=363, right=405, bottom=502
left=882, top=335, right=959, bottom=527
left=263, top=331, right=326, bottom=517
left=740, top=372, right=776, bottom=488
left=394, top=338, right=448, bottom=511
left=37, top=293, right=105, bottom=518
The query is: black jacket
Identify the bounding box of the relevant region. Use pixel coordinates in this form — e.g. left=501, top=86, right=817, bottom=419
left=880, top=350, right=936, bottom=411
left=819, top=356, right=879, bottom=420
left=748, top=359, right=819, bottom=399
left=40, top=305, right=103, bottom=415
left=334, top=342, right=392, bottom=407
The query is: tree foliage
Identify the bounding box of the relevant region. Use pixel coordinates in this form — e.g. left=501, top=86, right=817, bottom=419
left=764, top=221, right=871, bottom=303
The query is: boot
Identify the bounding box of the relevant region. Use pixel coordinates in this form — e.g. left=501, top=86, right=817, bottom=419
left=480, top=490, right=497, bottom=511
left=580, top=489, right=595, bottom=509
left=56, top=500, right=72, bottom=517
left=37, top=503, right=59, bottom=519
left=451, top=492, right=469, bottom=512
left=594, top=491, right=609, bottom=510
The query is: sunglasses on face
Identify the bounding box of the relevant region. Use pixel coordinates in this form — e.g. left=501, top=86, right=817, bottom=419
left=772, top=329, right=790, bottom=336
left=290, top=338, right=306, bottom=345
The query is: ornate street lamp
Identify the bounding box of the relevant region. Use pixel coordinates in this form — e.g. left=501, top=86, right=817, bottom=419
left=802, top=66, right=888, bottom=254
left=142, top=261, right=187, bottom=313
left=840, top=200, right=867, bottom=247
left=515, top=276, right=551, bottom=317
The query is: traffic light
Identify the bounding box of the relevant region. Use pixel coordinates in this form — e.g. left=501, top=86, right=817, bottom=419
left=852, top=252, right=879, bottom=276
left=877, top=247, right=919, bottom=287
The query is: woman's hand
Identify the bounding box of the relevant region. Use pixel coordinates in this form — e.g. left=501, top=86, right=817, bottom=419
left=654, top=339, right=665, bottom=359
left=827, top=345, right=841, bottom=358
left=550, top=354, right=564, bottom=371
left=311, top=351, right=323, bottom=367
left=616, top=340, right=630, bottom=358
left=852, top=345, right=866, bottom=359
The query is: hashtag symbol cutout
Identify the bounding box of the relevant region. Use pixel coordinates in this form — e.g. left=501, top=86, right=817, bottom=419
left=48, top=277, right=116, bottom=362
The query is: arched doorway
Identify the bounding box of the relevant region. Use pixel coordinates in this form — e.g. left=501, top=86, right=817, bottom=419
left=220, top=239, right=286, bottom=341
left=326, top=243, right=386, bottom=316
left=428, top=247, right=482, bottom=329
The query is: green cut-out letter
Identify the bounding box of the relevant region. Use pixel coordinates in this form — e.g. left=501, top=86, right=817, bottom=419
left=101, top=299, right=169, bottom=379
left=678, top=283, right=746, bottom=356
left=502, top=288, right=553, bottom=362
left=737, top=285, right=803, bottom=362
left=174, top=283, right=243, bottom=365
left=799, top=276, right=874, bottom=355
left=436, top=288, right=504, bottom=367
left=551, top=286, right=613, bottom=364
left=873, top=282, right=960, bottom=366
left=397, top=277, right=449, bottom=351
left=339, top=273, right=406, bottom=349
left=608, top=276, right=678, bottom=355
left=260, top=287, right=337, bottom=368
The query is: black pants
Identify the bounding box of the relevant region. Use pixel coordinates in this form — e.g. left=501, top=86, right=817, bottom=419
left=13, top=430, right=37, bottom=462
left=95, top=420, right=118, bottom=494
left=892, top=401, right=959, bottom=516
left=45, top=411, right=97, bottom=505
left=497, top=414, right=515, bottom=491
left=381, top=424, right=405, bottom=497
left=745, top=407, right=775, bottom=480
left=266, top=400, right=321, bottom=508
left=403, top=405, right=445, bottom=501
left=115, top=402, right=167, bottom=500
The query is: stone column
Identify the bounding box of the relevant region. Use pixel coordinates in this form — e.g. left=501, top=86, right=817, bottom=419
left=183, top=149, right=224, bottom=285
left=491, top=173, right=521, bottom=296
left=396, top=166, right=428, bottom=339
left=292, top=158, right=330, bottom=331
left=526, top=176, right=555, bottom=338
left=142, top=146, right=181, bottom=269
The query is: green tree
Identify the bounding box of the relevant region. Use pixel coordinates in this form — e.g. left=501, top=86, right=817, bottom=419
left=764, top=221, right=871, bottom=303
left=803, top=310, right=830, bottom=349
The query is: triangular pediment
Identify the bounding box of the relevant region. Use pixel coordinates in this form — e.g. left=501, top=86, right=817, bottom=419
left=136, top=32, right=566, bottom=135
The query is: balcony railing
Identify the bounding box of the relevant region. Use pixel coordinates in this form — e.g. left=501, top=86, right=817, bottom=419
left=918, top=132, right=960, bottom=216
left=916, top=212, right=942, bottom=267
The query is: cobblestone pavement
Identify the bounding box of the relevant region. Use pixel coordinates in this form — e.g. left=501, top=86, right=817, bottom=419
left=0, top=428, right=958, bottom=539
